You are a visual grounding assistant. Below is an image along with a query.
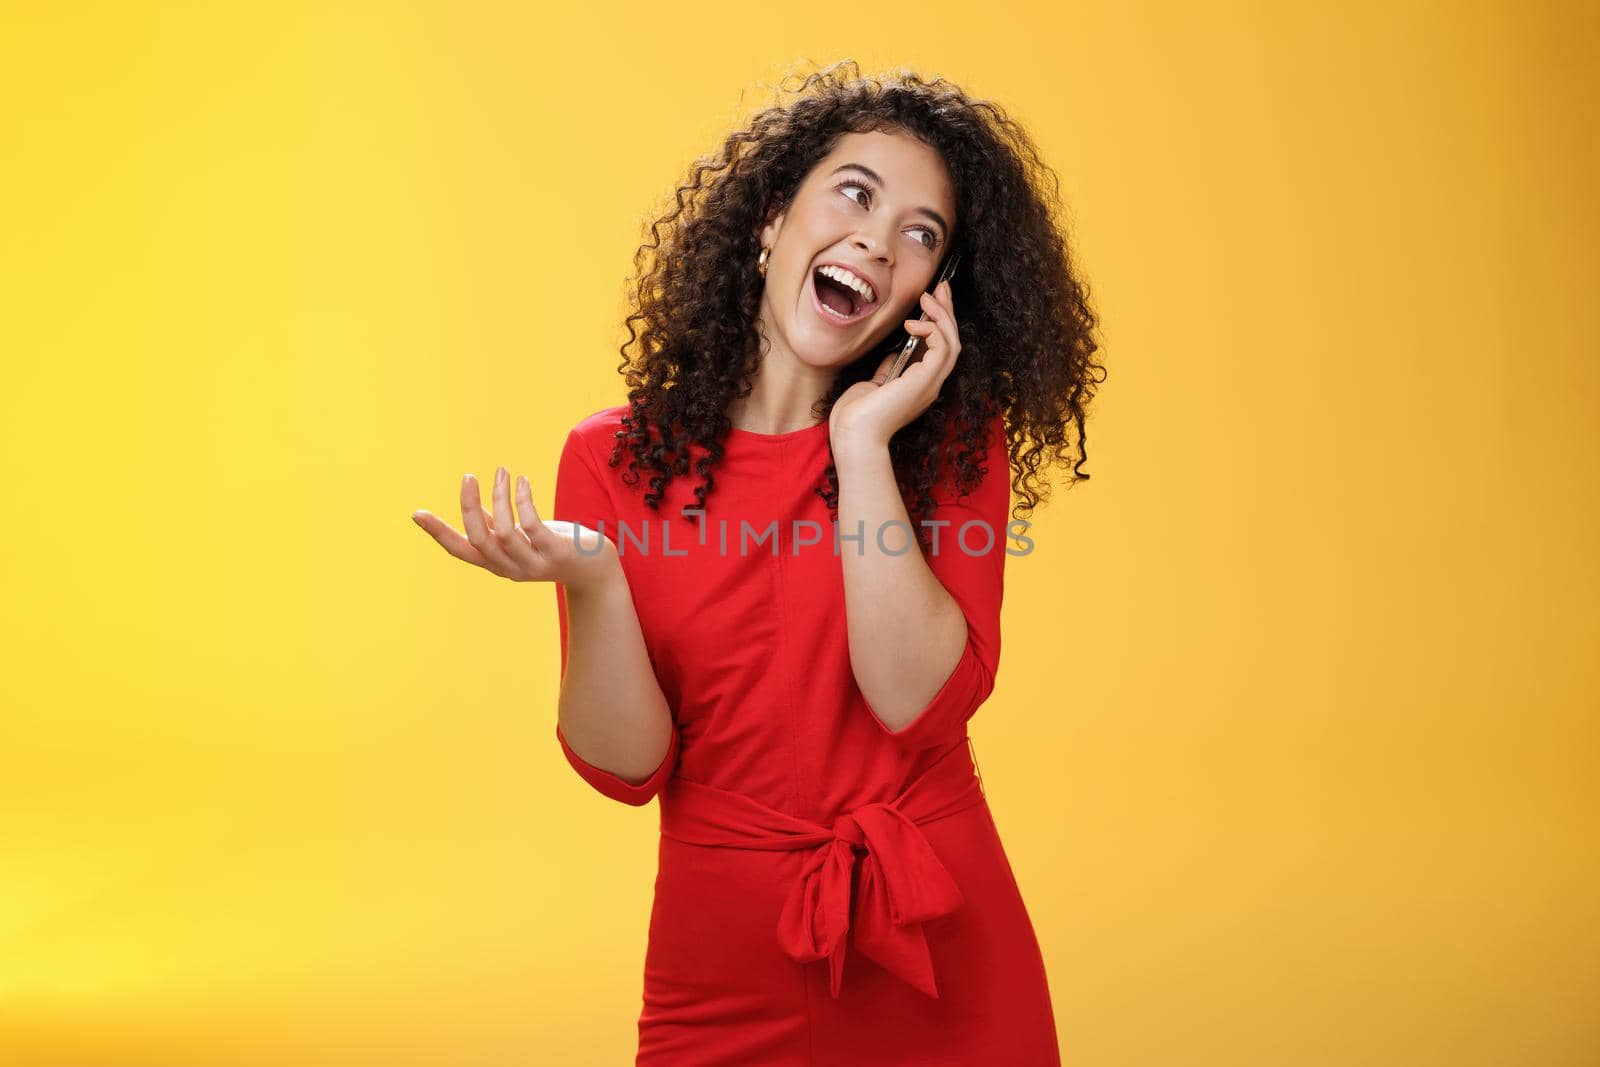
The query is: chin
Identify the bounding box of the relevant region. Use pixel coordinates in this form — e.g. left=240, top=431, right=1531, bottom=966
left=791, top=326, right=891, bottom=369
left=796, top=342, right=870, bottom=370
left=784, top=330, right=848, bottom=366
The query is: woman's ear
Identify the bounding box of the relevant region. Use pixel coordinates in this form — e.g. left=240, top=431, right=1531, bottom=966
left=758, top=200, right=785, bottom=252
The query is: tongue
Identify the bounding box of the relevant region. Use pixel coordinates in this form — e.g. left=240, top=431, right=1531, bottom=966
left=815, top=273, right=858, bottom=317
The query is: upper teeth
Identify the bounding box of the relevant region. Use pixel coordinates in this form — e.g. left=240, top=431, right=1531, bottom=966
left=818, top=264, right=876, bottom=305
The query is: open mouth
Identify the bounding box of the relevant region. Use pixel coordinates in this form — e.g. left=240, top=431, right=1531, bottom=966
left=809, top=266, right=876, bottom=326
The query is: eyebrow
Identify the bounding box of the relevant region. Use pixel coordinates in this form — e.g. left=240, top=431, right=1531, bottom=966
left=828, top=163, right=951, bottom=237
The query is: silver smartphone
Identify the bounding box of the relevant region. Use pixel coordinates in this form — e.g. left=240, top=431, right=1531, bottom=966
left=884, top=249, right=962, bottom=383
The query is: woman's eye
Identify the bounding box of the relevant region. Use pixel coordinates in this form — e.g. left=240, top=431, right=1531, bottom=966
left=838, top=182, right=940, bottom=251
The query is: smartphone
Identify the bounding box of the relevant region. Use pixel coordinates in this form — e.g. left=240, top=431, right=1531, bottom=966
left=884, top=249, right=962, bottom=383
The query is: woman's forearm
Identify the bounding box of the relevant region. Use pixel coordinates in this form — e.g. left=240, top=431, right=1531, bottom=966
left=833, top=432, right=968, bottom=735
left=558, top=554, right=676, bottom=784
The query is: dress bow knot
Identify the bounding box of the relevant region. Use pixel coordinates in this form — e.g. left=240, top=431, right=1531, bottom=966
left=776, top=799, right=965, bottom=999
left=657, top=739, right=987, bottom=1001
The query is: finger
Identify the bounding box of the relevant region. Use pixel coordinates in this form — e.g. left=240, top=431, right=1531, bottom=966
left=921, top=285, right=957, bottom=333
left=518, top=475, right=592, bottom=557
left=490, top=466, right=535, bottom=551
left=412, top=510, right=495, bottom=570
left=492, top=469, right=546, bottom=572
left=474, top=504, right=522, bottom=575
left=514, top=474, right=546, bottom=538
left=895, top=320, right=939, bottom=372
left=870, top=350, right=897, bottom=383
left=919, top=291, right=961, bottom=363
left=930, top=281, right=963, bottom=385
left=916, top=293, right=952, bottom=349
left=461, top=474, right=519, bottom=576
left=460, top=474, right=493, bottom=537
left=918, top=295, right=962, bottom=384
left=903, top=318, right=942, bottom=367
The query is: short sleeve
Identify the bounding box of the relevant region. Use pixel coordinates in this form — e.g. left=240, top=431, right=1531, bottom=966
left=552, top=421, right=681, bottom=805
left=866, top=412, right=1010, bottom=750
left=555, top=719, right=679, bottom=806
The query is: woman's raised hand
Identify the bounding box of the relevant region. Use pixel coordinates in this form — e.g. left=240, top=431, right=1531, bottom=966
left=411, top=466, right=617, bottom=587
left=829, top=278, right=963, bottom=450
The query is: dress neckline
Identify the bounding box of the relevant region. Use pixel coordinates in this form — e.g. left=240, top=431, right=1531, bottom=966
left=725, top=420, right=831, bottom=444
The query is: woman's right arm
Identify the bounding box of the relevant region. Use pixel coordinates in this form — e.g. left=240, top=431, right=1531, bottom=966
left=555, top=549, right=679, bottom=803
left=551, top=426, right=679, bottom=803
left=411, top=423, right=679, bottom=807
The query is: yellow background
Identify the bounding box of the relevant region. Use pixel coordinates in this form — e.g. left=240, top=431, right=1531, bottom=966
left=3, top=3, right=1596, bottom=1064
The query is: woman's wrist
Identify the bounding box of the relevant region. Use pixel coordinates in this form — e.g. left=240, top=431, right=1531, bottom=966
left=829, top=421, right=891, bottom=465
left=560, top=539, right=625, bottom=596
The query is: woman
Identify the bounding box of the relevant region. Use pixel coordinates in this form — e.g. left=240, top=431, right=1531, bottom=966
left=413, top=62, right=1102, bottom=1065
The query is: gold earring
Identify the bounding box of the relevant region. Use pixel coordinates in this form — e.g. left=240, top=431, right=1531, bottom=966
left=757, top=246, right=770, bottom=277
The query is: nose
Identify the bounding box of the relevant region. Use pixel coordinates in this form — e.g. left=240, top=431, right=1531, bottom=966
left=849, top=229, right=893, bottom=268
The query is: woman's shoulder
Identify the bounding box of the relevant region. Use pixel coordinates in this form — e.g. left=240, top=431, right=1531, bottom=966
left=566, top=404, right=631, bottom=457
left=569, top=403, right=629, bottom=437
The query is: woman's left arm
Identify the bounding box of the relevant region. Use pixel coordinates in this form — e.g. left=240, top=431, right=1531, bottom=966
left=833, top=413, right=1011, bottom=749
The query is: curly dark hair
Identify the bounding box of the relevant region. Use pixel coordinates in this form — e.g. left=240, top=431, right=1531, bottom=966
left=604, top=59, right=1104, bottom=551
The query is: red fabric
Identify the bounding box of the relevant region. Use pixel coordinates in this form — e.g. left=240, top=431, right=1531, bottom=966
left=552, top=405, right=1059, bottom=1064
left=661, top=737, right=985, bottom=1001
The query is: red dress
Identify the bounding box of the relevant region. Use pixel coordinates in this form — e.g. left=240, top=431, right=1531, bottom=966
left=552, top=404, right=1060, bottom=1065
